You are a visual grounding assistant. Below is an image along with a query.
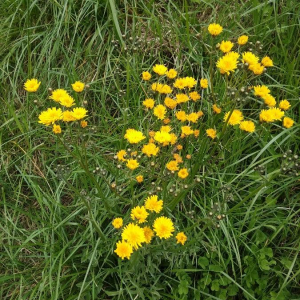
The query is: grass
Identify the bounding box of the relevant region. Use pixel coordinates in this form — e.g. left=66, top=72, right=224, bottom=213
left=1, top=0, right=300, bottom=299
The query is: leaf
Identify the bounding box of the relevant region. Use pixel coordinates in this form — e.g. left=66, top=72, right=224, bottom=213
left=255, top=230, right=267, bottom=244
left=209, top=265, right=223, bottom=272
left=218, top=289, right=227, bottom=300
left=228, top=284, right=239, bottom=296
left=211, top=279, right=220, bottom=292
left=198, top=257, right=209, bottom=269
left=260, top=258, right=271, bottom=270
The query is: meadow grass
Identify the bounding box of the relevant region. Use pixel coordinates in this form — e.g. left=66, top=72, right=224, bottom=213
left=1, top=0, right=300, bottom=299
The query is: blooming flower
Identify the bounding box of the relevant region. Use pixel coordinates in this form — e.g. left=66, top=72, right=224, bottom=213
left=122, top=223, right=146, bottom=249
left=72, top=107, right=88, bottom=120
left=189, top=91, right=201, bottom=101
left=261, top=56, right=273, bottom=67
left=143, top=227, right=154, bottom=244
left=153, top=216, right=175, bottom=239
left=52, top=124, right=62, bottom=134
left=212, top=104, right=221, bottom=114
left=117, top=150, right=127, bottom=161
left=186, top=112, right=199, bottom=123
left=154, top=131, right=172, bottom=144
left=59, top=94, right=75, bottom=107
left=124, top=129, right=146, bottom=144
left=153, top=64, right=168, bottom=75
left=219, top=40, right=234, bottom=53
left=80, top=120, right=88, bottom=128
left=24, top=78, right=41, bottom=92
left=253, top=85, right=271, bottom=98
left=142, top=143, right=159, bottom=157
left=262, top=94, right=276, bottom=107
left=259, top=108, right=284, bottom=122
left=216, top=52, right=239, bottom=75
left=178, top=168, right=189, bottom=179
left=184, top=77, right=197, bottom=89
left=173, top=153, right=183, bottom=163
left=153, top=104, right=167, bottom=120
left=166, top=69, right=177, bottom=79
left=143, top=98, right=155, bottom=109
left=114, top=240, right=133, bottom=259
left=176, top=232, right=187, bottom=245
left=176, top=94, right=189, bottom=104
left=208, top=23, right=223, bottom=36
left=71, top=81, right=85, bottom=92
left=136, top=175, right=144, bottom=183
left=62, top=110, right=76, bottom=122
left=181, top=126, right=194, bottom=135
left=206, top=128, right=217, bottom=139
left=249, top=63, right=264, bottom=75
left=112, top=218, right=123, bottom=229
left=131, top=206, right=149, bottom=223
left=164, top=97, right=177, bottom=109
left=142, top=71, right=151, bottom=80
left=200, top=78, right=208, bottom=88
left=144, top=195, right=163, bottom=213
left=224, top=109, right=244, bottom=125
left=173, top=78, right=186, bottom=89
left=242, top=52, right=259, bottom=65
left=283, top=117, right=294, bottom=128
left=166, top=160, right=179, bottom=171
left=237, top=35, right=248, bottom=45
left=38, top=107, right=63, bottom=126
left=279, top=100, right=291, bottom=111
left=176, top=111, right=187, bottom=122
left=49, top=89, right=69, bottom=102
left=239, top=120, right=255, bottom=133
left=126, top=159, right=139, bottom=170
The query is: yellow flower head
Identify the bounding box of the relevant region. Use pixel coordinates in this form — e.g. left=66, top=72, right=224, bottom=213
left=237, top=35, right=248, bottom=45
left=263, top=94, right=276, bottom=107
left=142, top=71, right=152, bottom=81
left=206, top=128, right=217, bottom=139
left=283, top=117, right=294, bottom=128
left=219, top=40, right=234, bottom=53
left=144, top=195, right=163, bottom=213
left=80, top=120, right=88, bottom=128
left=260, top=108, right=284, bottom=122
left=114, top=240, right=133, bottom=260
left=181, top=126, right=194, bottom=135
left=170, top=133, right=178, bottom=145
left=253, top=85, right=271, bottom=98
left=49, top=89, right=69, bottom=102
left=224, top=109, right=244, bottom=125
left=143, top=98, right=155, bottom=109
left=166, top=160, right=179, bottom=172
left=62, top=110, right=76, bottom=122
left=166, top=69, right=177, bottom=79
left=153, top=216, right=175, bottom=239
left=187, top=112, right=200, bottom=123
left=153, top=104, right=167, bottom=120
left=122, top=223, right=146, bottom=249
left=117, top=150, right=127, bottom=161
left=131, top=206, right=149, bottom=224
left=126, top=159, right=139, bottom=170
left=154, top=131, right=172, bottom=144
left=136, top=175, right=144, bottom=183
left=216, top=52, right=239, bottom=75
left=124, top=129, right=146, bottom=144
left=143, top=227, right=154, bottom=244
left=153, top=64, right=168, bottom=76
left=194, top=129, right=200, bottom=137
left=72, top=107, right=88, bottom=120
left=208, top=23, right=223, bottom=36
left=176, top=93, right=189, bottom=104
left=269, top=107, right=285, bottom=121
left=178, top=168, right=189, bottom=179
left=189, top=91, right=201, bottom=101
left=173, top=78, right=186, bottom=89
left=212, top=104, right=221, bottom=114
left=59, top=94, right=75, bottom=107
left=52, top=124, right=62, bottom=134
left=112, top=218, right=123, bottom=229
left=279, top=100, right=291, bottom=111
left=142, top=143, right=159, bottom=157
left=173, top=153, right=183, bottom=163
left=239, top=120, right=255, bottom=133
left=24, top=78, right=41, bottom=92
left=184, top=77, right=197, bottom=89
left=151, top=82, right=162, bottom=92
left=176, top=232, right=187, bottom=245
left=38, top=107, right=63, bottom=126
left=157, top=84, right=173, bottom=94
left=261, top=56, right=273, bottom=67
left=71, top=81, right=85, bottom=92
left=200, top=78, right=208, bottom=89
left=249, top=63, right=264, bottom=75
left=176, top=111, right=187, bottom=122
left=164, top=97, right=177, bottom=109
left=242, top=52, right=259, bottom=65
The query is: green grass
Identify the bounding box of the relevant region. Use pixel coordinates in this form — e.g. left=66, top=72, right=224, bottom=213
left=1, top=0, right=300, bottom=299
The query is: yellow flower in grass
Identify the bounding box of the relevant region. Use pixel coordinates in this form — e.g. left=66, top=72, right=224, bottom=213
left=189, top=91, right=201, bottom=101
left=38, top=107, right=63, bottom=126
left=208, top=23, right=223, bottom=36
left=187, top=113, right=200, bottom=123
left=173, top=153, right=183, bottom=163
left=261, top=56, right=273, bottom=67
left=50, top=89, right=69, bottom=102
left=216, top=52, right=239, bottom=75
left=212, top=104, right=221, bottom=114
left=154, top=131, right=172, bottom=144
left=80, top=120, right=88, bottom=128
left=112, top=218, right=123, bottom=229
left=170, top=133, right=178, bottom=145
left=136, top=175, right=144, bottom=183
left=164, top=97, right=177, bottom=109
left=270, top=108, right=285, bottom=121
left=143, top=227, right=154, bottom=244
left=283, top=117, right=294, bottom=128
left=143, top=98, right=155, bottom=109
left=60, top=94, right=75, bottom=107
left=194, top=129, right=200, bottom=137
left=249, top=63, right=264, bottom=75
left=242, top=52, right=259, bottom=65
left=153, top=104, right=167, bottom=120
left=151, top=82, right=162, bottom=92
left=117, top=150, right=127, bottom=161
left=206, top=128, right=217, bottom=139
left=160, top=125, right=171, bottom=133
left=253, top=85, right=271, bottom=98
left=197, top=111, right=204, bottom=118
left=62, top=110, right=76, bottom=122
left=176, top=111, right=187, bottom=122
left=181, top=126, right=194, bottom=135
left=124, top=129, right=146, bottom=144
left=219, top=40, right=234, bottom=53
left=176, top=232, right=187, bottom=245
left=200, top=78, right=208, bottom=88
left=279, top=100, right=291, bottom=111
left=184, top=77, right=197, bottom=89
left=177, top=144, right=183, bottom=150
left=159, top=84, right=173, bottom=94
left=153, top=216, right=174, bottom=239
left=72, top=107, right=88, bottom=120
left=178, top=168, right=189, bottom=179
left=145, top=195, right=163, bottom=213
left=142, top=71, right=151, bottom=81
left=262, top=94, right=276, bottom=107
left=166, top=69, right=177, bottom=79
left=71, top=81, right=85, bottom=92
left=131, top=206, right=149, bottom=224
left=237, top=35, right=248, bottom=45
left=163, top=118, right=171, bottom=124
left=239, top=120, right=255, bottom=133
left=173, top=78, right=186, bottom=89
left=24, top=78, right=41, bottom=92
left=166, top=160, right=179, bottom=172
left=52, top=124, right=62, bottom=134
left=114, top=241, right=133, bottom=260
left=122, top=223, right=146, bottom=249
left=224, top=109, right=243, bottom=125
left=176, top=93, right=189, bottom=104
left=260, top=108, right=284, bottom=122
left=142, top=143, right=159, bottom=157
left=126, top=159, right=139, bottom=170
left=153, top=64, right=168, bottom=75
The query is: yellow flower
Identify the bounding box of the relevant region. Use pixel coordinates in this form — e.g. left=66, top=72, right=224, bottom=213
left=253, top=85, right=271, bottom=98
left=143, top=227, right=154, bottom=244
left=112, top=218, right=123, bottom=229
left=24, top=78, right=41, bottom=92
left=194, top=129, right=200, bottom=137
left=178, top=168, right=189, bottom=179
left=117, top=150, right=127, bottom=161
left=170, top=133, right=178, bottom=145
left=114, top=240, right=133, bottom=259
left=176, top=111, right=187, bottom=122
left=160, top=125, right=171, bottom=133
left=142, top=143, right=159, bottom=157
left=197, top=111, right=204, bottom=118
left=242, top=52, right=259, bottom=65
left=131, top=206, right=149, bottom=224
left=153, top=216, right=175, bottom=239
left=177, top=144, right=183, bottom=150
left=262, top=94, right=276, bottom=107
left=259, top=108, right=284, bottom=122
left=154, top=131, right=172, bottom=144
left=72, top=107, right=88, bottom=120
left=166, top=69, right=177, bottom=79
left=219, top=40, right=234, bottom=53
left=49, top=89, right=69, bottom=102
left=126, top=159, right=139, bottom=170
left=153, top=104, right=167, bottom=120
left=153, top=64, right=168, bottom=75
left=176, top=93, right=189, bottom=104
left=261, top=56, right=273, bottom=67
left=249, top=63, right=264, bottom=75
left=186, top=154, right=191, bottom=159
left=59, top=94, right=75, bottom=107
left=270, top=108, right=285, bottom=121
left=176, top=232, right=187, bottom=245
left=279, top=100, right=291, bottom=111
left=144, top=195, right=163, bottom=213
left=136, top=175, right=144, bottom=183
left=206, top=128, right=217, bottom=139
left=166, top=160, right=179, bottom=171
left=122, top=223, right=146, bottom=249
left=151, top=82, right=162, bottom=92
left=216, top=52, right=239, bottom=75
left=52, top=124, right=62, bottom=134
left=239, top=120, right=255, bottom=133
left=200, top=78, right=208, bottom=89
left=71, top=81, right=85, bottom=92
left=237, top=35, right=248, bottom=45
left=124, top=129, right=146, bottom=144
left=187, top=112, right=200, bottom=123
left=212, top=104, right=221, bottom=114
left=224, top=109, right=244, bottom=125
left=80, top=120, right=88, bottom=128
left=208, top=23, right=223, bottom=36
left=38, top=107, right=63, bottom=126
left=189, top=91, right=201, bottom=101
left=173, top=153, right=183, bottom=163
left=283, top=117, right=294, bottom=128
left=62, top=110, right=76, bottom=122
left=184, top=77, right=197, bottom=89
left=181, top=126, right=194, bottom=135
left=143, top=98, right=155, bottom=109
left=173, top=78, right=186, bottom=89
left=142, top=71, right=151, bottom=80
left=164, top=97, right=177, bottom=109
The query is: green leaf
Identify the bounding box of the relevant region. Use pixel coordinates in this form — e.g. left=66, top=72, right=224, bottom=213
left=209, top=265, right=223, bottom=272
left=198, top=257, right=209, bottom=269
left=228, top=284, right=239, bottom=296
left=211, top=279, right=220, bottom=292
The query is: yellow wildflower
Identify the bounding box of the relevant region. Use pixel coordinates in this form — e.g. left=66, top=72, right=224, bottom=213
left=224, top=109, right=244, bottom=125
left=212, top=104, right=221, bottom=114
left=117, top=150, right=127, bottom=161
left=206, top=128, right=217, bottom=139
left=208, top=23, right=223, bottom=36
left=239, top=120, right=255, bottom=133
left=283, top=117, right=294, bottom=128
left=166, top=160, right=179, bottom=171
left=80, top=120, right=88, bottom=128
left=49, top=89, right=69, bottom=102
left=142, top=143, right=159, bottom=157
left=164, top=97, right=177, bottom=109
left=112, top=218, right=123, bottom=229
left=122, top=223, right=146, bottom=249
left=131, top=206, right=149, bottom=224
left=178, top=168, right=189, bottom=179
left=261, top=56, right=273, bottom=67
left=38, top=107, right=63, bottom=126
left=154, top=131, right=172, bottom=144
left=153, top=64, right=168, bottom=75
left=71, top=81, right=85, bottom=92
left=279, top=100, right=291, bottom=111
left=126, top=159, right=139, bottom=170
left=24, top=78, right=41, bottom=92
left=242, top=52, right=259, bottom=65
left=253, top=85, right=271, bottom=98
left=176, top=93, right=189, bottom=104
left=173, top=78, right=186, bottom=89
left=219, top=40, right=234, bottom=53
left=200, top=78, right=208, bottom=88
left=144, top=195, right=163, bottom=213
left=176, top=111, right=187, bottom=122
left=187, top=112, right=200, bottom=123
left=262, top=94, right=276, bottom=107
left=216, top=52, right=239, bottom=75
left=59, top=94, right=75, bottom=107
left=181, top=126, right=194, bottom=135
left=189, top=91, right=201, bottom=101
left=142, top=71, right=151, bottom=80
left=143, top=98, right=155, bottom=109
left=153, top=216, right=175, bottom=239
left=143, top=227, right=154, bottom=244
left=52, top=124, right=62, bottom=134
left=62, top=110, right=76, bottom=122
left=249, top=63, right=264, bottom=75
left=176, top=232, right=187, bottom=245
left=166, top=69, right=177, bottom=79
left=153, top=104, right=167, bottom=120
left=136, top=175, right=144, bottom=183
left=124, top=129, right=146, bottom=144
left=114, top=240, right=133, bottom=259
left=237, top=35, right=248, bottom=45
left=72, top=107, right=88, bottom=120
